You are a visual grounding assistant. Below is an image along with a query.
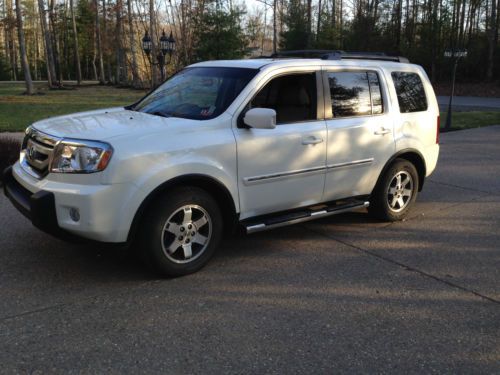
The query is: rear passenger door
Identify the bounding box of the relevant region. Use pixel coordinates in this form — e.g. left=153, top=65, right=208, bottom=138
left=322, top=68, right=396, bottom=202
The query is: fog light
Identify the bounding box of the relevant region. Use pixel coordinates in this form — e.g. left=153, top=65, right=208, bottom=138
left=69, top=207, right=80, bottom=222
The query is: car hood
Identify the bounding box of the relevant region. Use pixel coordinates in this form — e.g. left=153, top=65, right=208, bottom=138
left=31, top=107, right=176, bottom=141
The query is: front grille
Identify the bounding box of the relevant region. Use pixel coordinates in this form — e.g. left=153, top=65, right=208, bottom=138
left=21, top=127, right=61, bottom=179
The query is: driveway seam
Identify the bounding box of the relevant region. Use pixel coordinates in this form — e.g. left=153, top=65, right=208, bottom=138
left=0, top=279, right=162, bottom=323
left=302, top=226, right=500, bottom=305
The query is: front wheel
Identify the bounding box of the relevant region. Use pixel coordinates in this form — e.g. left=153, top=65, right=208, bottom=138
left=138, top=187, right=223, bottom=277
left=368, top=158, right=419, bottom=221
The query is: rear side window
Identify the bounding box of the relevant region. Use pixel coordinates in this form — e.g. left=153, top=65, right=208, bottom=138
left=391, top=72, right=428, bottom=113
left=328, top=71, right=384, bottom=118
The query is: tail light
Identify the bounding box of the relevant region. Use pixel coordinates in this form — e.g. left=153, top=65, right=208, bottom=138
left=436, top=116, right=440, bottom=144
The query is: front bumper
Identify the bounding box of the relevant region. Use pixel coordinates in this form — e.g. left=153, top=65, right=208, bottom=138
left=3, top=165, right=71, bottom=240
left=3, top=163, right=137, bottom=243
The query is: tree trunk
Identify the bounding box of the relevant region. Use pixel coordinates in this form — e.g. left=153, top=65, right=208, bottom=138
left=306, top=0, right=312, bottom=47
left=103, top=0, right=111, bottom=82
left=115, top=0, right=123, bottom=84
left=49, top=0, right=62, bottom=84
left=273, top=0, right=277, bottom=54
left=396, top=0, right=402, bottom=53
left=94, top=0, right=105, bottom=83
left=332, top=0, right=336, bottom=29
left=149, top=0, right=157, bottom=87
left=339, top=0, right=343, bottom=48
left=6, top=0, right=17, bottom=80
left=37, top=0, right=56, bottom=86
left=61, top=0, right=70, bottom=80
left=127, top=0, right=140, bottom=87
left=15, top=0, right=34, bottom=94
left=487, top=0, right=497, bottom=80
left=92, top=26, right=98, bottom=80
left=69, top=0, right=81, bottom=84
left=317, top=0, right=322, bottom=41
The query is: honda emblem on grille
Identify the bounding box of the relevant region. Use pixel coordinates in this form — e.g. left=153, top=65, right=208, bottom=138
left=26, top=143, right=35, bottom=160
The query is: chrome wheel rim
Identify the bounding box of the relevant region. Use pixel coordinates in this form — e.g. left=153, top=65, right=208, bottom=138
left=387, top=171, right=413, bottom=213
left=161, top=204, right=212, bottom=264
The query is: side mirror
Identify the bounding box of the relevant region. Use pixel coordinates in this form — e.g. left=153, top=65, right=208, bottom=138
left=243, top=108, right=276, bottom=129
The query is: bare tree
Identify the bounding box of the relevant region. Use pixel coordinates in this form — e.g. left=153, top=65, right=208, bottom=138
left=127, top=0, right=140, bottom=87
left=69, top=0, right=81, bottom=84
left=103, top=0, right=111, bottom=82
left=487, top=0, right=498, bottom=79
left=37, top=0, right=56, bottom=86
left=6, top=0, right=17, bottom=80
left=48, top=0, right=62, bottom=84
left=306, top=0, right=312, bottom=47
left=317, top=0, right=322, bottom=38
left=273, top=0, right=277, bottom=53
left=15, top=0, right=33, bottom=93
left=94, top=0, right=105, bottom=83
left=149, top=0, right=157, bottom=87
left=115, top=0, right=123, bottom=84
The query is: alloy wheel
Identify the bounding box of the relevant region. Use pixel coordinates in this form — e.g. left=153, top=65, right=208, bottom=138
left=161, top=204, right=212, bottom=264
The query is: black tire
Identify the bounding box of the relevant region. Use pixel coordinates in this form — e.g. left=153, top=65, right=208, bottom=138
left=368, top=158, right=419, bottom=221
left=137, top=186, right=223, bottom=277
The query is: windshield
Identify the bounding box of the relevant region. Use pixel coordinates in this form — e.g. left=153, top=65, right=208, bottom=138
left=132, top=67, right=258, bottom=120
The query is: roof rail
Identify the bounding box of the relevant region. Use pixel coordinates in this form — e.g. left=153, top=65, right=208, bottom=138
left=270, top=50, right=343, bottom=59
left=323, top=51, right=410, bottom=63
left=269, top=50, right=410, bottom=63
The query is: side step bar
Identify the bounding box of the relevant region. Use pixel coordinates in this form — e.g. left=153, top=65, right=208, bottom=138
left=244, top=201, right=369, bottom=234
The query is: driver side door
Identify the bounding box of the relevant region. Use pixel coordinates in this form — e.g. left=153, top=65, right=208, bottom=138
left=233, top=69, right=327, bottom=220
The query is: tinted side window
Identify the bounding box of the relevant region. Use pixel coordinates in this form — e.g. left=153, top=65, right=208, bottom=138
left=328, top=71, right=384, bottom=118
left=391, top=72, right=428, bottom=113
left=250, top=73, right=317, bottom=124
left=329, top=72, right=371, bottom=117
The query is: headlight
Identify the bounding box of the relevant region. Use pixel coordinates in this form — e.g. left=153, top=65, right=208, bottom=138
left=50, top=139, right=113, bottom=173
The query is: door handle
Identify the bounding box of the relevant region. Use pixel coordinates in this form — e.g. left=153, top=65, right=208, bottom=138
left=302, top=136, right=324, bottom=145
left=374, top=127, right=391, bottom=136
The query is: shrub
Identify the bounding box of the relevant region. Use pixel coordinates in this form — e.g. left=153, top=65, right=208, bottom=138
left=0, top=137, right=21, bottom=182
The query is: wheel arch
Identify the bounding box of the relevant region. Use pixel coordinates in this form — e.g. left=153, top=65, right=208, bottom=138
left=127, top=174, right=238, bottom=243
left=376, top=149, right=427, bottom=193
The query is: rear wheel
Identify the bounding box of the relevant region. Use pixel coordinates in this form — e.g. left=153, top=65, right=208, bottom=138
left=369, top=158, right=419, bottom=221
left=138, top=187, right=223, bottom=277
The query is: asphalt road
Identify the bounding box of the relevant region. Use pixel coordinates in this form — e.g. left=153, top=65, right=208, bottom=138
left=437, top=96, right=500, bottom=112
left=1, top=127, right=499, bottom=374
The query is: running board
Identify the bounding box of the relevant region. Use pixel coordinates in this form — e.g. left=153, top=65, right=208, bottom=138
left=243, top=201, right=370, bottom=234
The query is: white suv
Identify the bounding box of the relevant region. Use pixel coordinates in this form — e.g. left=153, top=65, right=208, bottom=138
left=3, top=53, right=440, bottom=276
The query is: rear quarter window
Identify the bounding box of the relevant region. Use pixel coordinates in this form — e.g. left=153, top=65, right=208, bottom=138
left=391, top=72, right=428, bottom=113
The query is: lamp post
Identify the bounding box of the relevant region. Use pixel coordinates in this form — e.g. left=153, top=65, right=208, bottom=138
left=443, top=48, right=467, bottom=131
left=142, top=30, right=176, bottom=86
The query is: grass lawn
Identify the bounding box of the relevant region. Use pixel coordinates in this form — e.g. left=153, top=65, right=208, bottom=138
left=439, top=111, right=500, bottom=130
left=0, top=82, right=147, bottom=132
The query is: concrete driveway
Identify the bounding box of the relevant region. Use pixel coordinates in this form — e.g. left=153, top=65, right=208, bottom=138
left=1, top=127, right=499, bottom=373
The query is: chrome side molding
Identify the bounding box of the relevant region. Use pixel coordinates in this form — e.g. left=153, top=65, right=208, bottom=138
left=243, top=158, right=374, bottom=186
left=326, top=158, right=374, bottom=170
